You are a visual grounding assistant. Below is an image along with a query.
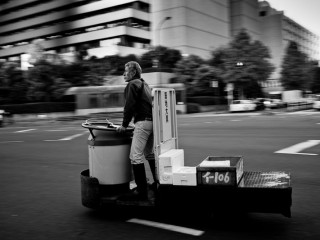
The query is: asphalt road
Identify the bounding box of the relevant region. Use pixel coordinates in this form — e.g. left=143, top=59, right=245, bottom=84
left=0, top=110, right=319, bottom=240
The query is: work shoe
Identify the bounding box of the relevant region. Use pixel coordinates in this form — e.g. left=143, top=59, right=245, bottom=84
left=122, top=187, right=148, bottom=201
left=149, top=181, right=159, bottom=192
left=119, top=163, right=148, bottom=201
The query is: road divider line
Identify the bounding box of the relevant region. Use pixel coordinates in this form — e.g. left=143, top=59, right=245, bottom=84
left=60, top=131, right=88, bottom=140
left=15, top=129, right=35, bottom=133
left=44, top=131, right=88, bottom=142
left=281, top=152, right=317, bottom=156
left=0, top=141, right=24, bottom=144
left=275, top=140, right=320, bottom=155
left=127, top=218, right=204, bottom=236
left=45, top=130, right=68, bottom=132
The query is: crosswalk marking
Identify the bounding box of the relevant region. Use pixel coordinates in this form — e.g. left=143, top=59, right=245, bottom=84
left=275, top=140, right=320, bottom=155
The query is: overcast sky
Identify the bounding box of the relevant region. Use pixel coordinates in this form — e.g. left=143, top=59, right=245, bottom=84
left=260, top=0, right=320, bottom=54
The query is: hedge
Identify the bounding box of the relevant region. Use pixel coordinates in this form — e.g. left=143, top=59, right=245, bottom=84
left=187, top=103, right=201, bottom=113
left=0, top=102, right=75, bottom=114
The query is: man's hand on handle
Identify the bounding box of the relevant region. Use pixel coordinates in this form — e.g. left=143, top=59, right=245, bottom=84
left=116, top=126, right=127, bottom=133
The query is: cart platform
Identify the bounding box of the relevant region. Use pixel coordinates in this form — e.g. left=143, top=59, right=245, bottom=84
left=81, top=170, right=292, bottom=217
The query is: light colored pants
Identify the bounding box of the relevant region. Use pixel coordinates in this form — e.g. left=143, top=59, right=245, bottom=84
left=130, top=120, right=154, bottom=164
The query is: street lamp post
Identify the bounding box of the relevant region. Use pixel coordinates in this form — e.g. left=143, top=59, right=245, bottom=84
left=227, top=61, right=243, bottom=106
left=236, top=61, right=244, bottom=99
left=157, top=16, right=171, bottom=83
left=226, top=82, right=234, bottom=106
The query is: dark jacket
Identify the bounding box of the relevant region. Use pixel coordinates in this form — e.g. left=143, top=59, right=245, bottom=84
left=122, top=78, right=153, bottom=128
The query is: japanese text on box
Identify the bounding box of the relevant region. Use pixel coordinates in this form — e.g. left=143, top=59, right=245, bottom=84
left=160, top=90, right=172, bottom=142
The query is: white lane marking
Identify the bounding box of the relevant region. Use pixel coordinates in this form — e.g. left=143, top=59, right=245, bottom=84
left=0, top=141, right=24, bottom=144
left=231, top=119, right=241, bottom=121
left=127, top=218, right=204, bottom=236
left=45, top=130, right=68, bottom=132
left=190, top=113, right=260, bottom=118
left=204, top=122, right=212, bottom=124
left=44, top=131, right=88, bottom=142
left=278, top=152, right=317, bottom=156
left=275, top=140, right=320, bottom=155
left=15, top=129, right=35, bottom=133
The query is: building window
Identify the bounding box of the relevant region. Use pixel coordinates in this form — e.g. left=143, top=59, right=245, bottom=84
left=103, top=93, right=123, bottom=107
left=89, top=94, right=98, bottom=108
left=100, top=38, right=121, bottom=47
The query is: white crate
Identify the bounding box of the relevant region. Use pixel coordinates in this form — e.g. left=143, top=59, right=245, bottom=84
left=158, top=149, right=184, bottom=184
left=173, top=166, right=197, bottom=186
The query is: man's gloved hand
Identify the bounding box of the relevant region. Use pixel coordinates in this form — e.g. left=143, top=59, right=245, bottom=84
left=116, top=126, right=127, bottom=133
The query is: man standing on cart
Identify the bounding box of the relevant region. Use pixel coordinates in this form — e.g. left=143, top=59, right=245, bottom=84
left=116, top=61, right=156, bottom=200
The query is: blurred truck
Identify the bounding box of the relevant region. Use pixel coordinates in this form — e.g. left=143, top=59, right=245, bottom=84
left=282, top=90, right=302, bottom=104
left=282, top=90, right=314, bottom=110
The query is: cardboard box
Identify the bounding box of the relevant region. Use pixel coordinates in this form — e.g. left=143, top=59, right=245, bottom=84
left=173, top=167, right=197, bottom=186
left=158, top=149, right=184, bottom=184
left=197, top=156, right=244, bottom=187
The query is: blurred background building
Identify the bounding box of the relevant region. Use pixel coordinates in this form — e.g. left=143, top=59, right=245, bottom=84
left=151, top=0, right=230, bottom=58
left=0, top=0, right=151, bottom=64
left=0, top=0, right=319, bottom=94
left=259, top=1, right=319, bottom=93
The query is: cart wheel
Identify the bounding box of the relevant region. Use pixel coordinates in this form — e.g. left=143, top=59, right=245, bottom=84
left=81, top=169, right=101, bottom=209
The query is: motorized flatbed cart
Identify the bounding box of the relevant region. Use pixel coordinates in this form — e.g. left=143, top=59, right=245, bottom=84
left=81, top=88, right=292, bottom=218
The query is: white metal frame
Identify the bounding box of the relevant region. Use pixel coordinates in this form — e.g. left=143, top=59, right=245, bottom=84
left=152, top=88, right=178, bottom=181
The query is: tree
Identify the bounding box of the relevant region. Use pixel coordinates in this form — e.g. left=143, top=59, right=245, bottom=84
left=161, top=48, right=182, bottom=69
left=56, top=63, right=91, bottom=86
left=209, top=29, right=274, bottom=99
left=193, top=64, right=224, bottom=96
left=280, top=41, right=309, bottom=90
left=98, top=54, right=139, bottom=76
left=51, top=78, right=72, bottom=100
left=26, top=62, right=56, bottom=102
left=173, top=55, right=205, bottom=95
left=208, top=47, right=227, bottom=70
left=80, top=59, right=115, bottom=85
left=140, top=48, right=158, bottom=69
left=27, top=39, right=46, bottom=65
left=0, top=62, right=28, bottom=104
left=140, top=46, right=181, bottom=70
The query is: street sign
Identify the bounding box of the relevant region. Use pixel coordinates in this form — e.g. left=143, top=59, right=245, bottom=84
left=211, top=81, right=218, bottom=88
left=226, top=83, right=234, bottom=91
